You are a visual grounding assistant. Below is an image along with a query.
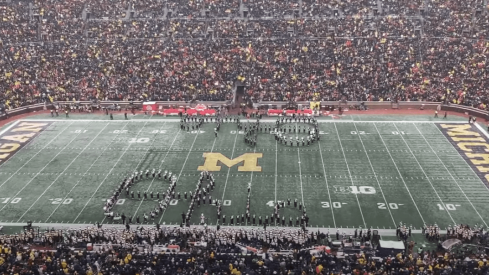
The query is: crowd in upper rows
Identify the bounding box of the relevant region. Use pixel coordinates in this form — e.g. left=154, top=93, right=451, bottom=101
left=1, top=224, right=489, bottom=274
left=0, top=0, right=489, bottom=111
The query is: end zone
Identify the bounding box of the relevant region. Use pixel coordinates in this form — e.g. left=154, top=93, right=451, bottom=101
left=0, top=121, right=53, bottom=165
left=437, top=123, right=489, bottom=189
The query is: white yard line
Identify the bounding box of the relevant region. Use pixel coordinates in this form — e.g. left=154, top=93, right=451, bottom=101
left=73, top=120, right=152, bottom=222
left=246, top=142, right=258, bottom=226
left=0, top=121, right=24, bottom=168
left=372, top=123, right=426, bottom=225
left=413, top=123, right=488, bottom=227
left=220, top=131, right=240, bottom=202
left=17, top=123, right=111, bottom=222
left=474, top=123, right=489, bottom=139
left=275, top=140, right=278, bottom=204
left=0, top=120, right=20, bottom=136
left=317, top=140, right=336, bottom=228
left=295, top=122, right=305, bottom=206
left=131, top=127, right=182, bottom=219
left=210, top=137, right=217, bottom=152
left=100, top=122, right=170, bottom=223
left=333, top=122, right=367, bottom=228
left=353, top=122, right=396, bottom=227
left=392, top=123, right=456, bottom=224
left=0, top=122, right=71, bottom=189
left=296, top=150, right=305, bottom=207
left=20, top=119, right=469, bottom=124
left=158, top=129, right=202, bottom=224
left=0, top=122, right=79, bottom=215
left=44, top=122, right=131, bottom=222
left=131, top=122, right=169, bottom=172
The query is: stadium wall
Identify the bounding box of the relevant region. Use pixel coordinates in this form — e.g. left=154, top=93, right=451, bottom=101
left=0, top=103, right=47, bottom=120
left=2, top=101, right=488, bottom=120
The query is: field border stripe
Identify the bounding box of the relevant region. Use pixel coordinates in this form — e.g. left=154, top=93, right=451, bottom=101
left=18, top=119, right=469, bottom=124
left=0, top=120, right=20, bottom=136
left=413, top=123, right=488, bottom=227
left=474, top=123, right=489, bottom=139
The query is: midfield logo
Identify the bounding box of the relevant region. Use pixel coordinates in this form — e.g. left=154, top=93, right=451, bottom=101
left=198, top=152, right=263, bottom=172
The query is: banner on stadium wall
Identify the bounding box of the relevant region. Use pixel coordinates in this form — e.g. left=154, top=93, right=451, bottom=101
left=143, top=102, right=157, bottom=112
left=162, top=108, right=184, bottom=116
left=310, top=101, right=320, bottom=110
left=267, top=110, right=282, bottom=116
left=195, top=104, right=207, bottom=111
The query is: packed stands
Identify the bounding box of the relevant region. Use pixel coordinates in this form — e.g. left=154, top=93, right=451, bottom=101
left=0, top=0, right=488, bottom=112
left=1, top=223, right=489, bottom=274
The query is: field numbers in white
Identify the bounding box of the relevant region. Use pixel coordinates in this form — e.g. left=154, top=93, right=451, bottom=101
left=321, top=202, right=343, bottom=208
left=50, top=198, right=73, bottom=205
left=437, top=203, right=459, bottom=211
left=74, top=130, right=87, bottom=134
left=1, top=197, right=21, bottom=204
left=128, top=138, right=150, bottom=143
left=377, top=202, right=402, bottom=209
left=113, top=130, right=128, bottom=134
left=152, top=130, right=167, bottom=134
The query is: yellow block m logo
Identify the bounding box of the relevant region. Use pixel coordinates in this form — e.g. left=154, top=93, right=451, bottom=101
left=198, top=153, right=263, bottom=172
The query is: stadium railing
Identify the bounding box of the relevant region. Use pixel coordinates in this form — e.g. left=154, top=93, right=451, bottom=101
left=0, top=103, right=46, bottom=121
left=3, top=101, right=488, bottom=120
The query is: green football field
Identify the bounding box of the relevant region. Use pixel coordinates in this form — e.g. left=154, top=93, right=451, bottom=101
left=1, top=114, right=489, bottom=231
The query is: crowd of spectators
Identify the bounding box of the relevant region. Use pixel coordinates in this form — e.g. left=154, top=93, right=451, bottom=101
left=1, top=223, right=489, bottom=275
left=0, top=0, right=489, bottom=112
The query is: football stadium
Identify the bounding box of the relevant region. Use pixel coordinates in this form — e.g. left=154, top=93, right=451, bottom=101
left=2, top=0, right=489, bottom=273
left=1, top=115, right=489, bottom=231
